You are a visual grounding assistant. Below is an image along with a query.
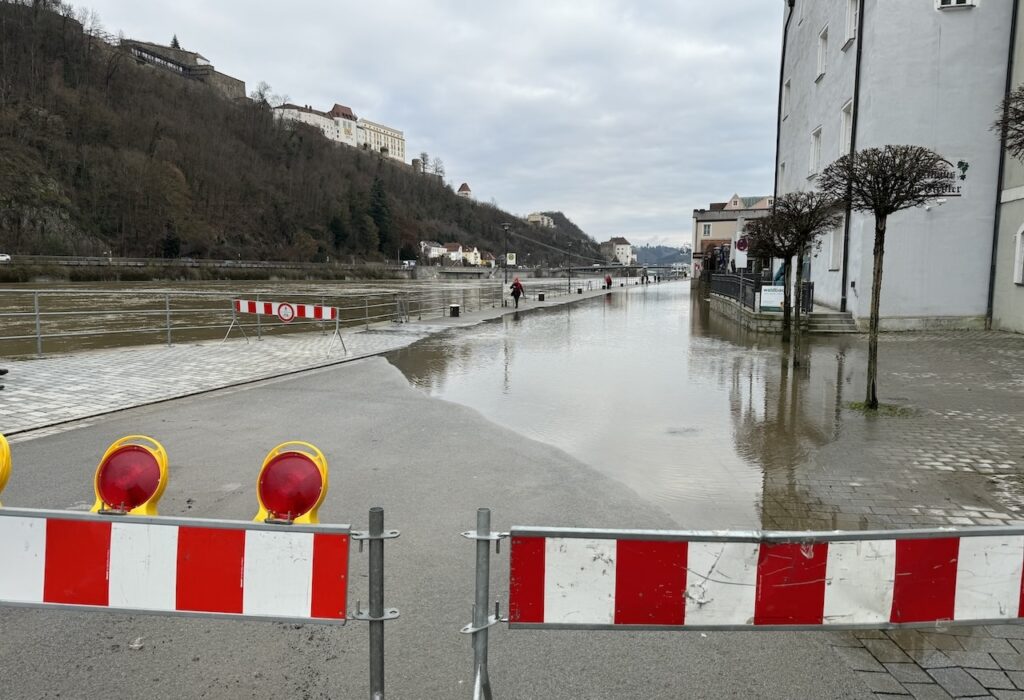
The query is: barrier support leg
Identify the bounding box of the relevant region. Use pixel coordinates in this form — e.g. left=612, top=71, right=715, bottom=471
left=221, top=305, right=249, bottom=344
left=327, top=315, right=347, bottom=357
left=461, top=508, right=505, bottom=700
left=351, top=507, right=400, bottom=700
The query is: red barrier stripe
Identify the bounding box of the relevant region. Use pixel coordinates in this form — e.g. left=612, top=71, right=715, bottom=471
left=176, top=527, right=245, bottom=614
left=754, top=542, right=828, bottom=625
left=310, top=533, right=349, bottom=619
left=314, top=306, right=323, bottom=320
left=614, top=540, right=687, bottom=625
left=891, top=537, right=959, bottom=623
left=43, top=519, right=111, bottom=606
left=510, top=536, right=545, bottom=623
left=262, top=302, right=273, bottom=316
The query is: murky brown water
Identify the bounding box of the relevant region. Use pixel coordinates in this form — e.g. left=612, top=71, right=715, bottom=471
left=387, top=282, right=862, bottom=529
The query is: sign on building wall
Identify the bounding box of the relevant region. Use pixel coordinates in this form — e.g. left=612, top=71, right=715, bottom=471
left=760, top=286, right=785, bottom=312
left=930, top=158, right=969, bottom=198
left=506, top=253, right=517, bottom=266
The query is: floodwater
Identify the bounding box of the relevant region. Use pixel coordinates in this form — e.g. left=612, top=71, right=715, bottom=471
left=387, top=282, right=860, bottom=529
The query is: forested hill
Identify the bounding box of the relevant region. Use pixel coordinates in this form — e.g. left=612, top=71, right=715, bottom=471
left=0, top=1, right=601, bottom=264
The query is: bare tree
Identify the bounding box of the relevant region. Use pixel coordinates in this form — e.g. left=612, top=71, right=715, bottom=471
left=994, top=84, right=1024, bottom=161
left=430, top=156, right=445, bottom=180
left=746, top=192, right=841, bottom=353
left=818, top=145, right=953, bottom=409
left=771, top=191, right=842, bottom=365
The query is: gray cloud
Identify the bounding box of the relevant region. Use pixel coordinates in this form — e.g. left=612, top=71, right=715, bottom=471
left=86, top=0, right=782, bottom=246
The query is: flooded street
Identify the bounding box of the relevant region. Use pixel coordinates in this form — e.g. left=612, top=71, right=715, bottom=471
left=388, top=282, right=865, bottom=529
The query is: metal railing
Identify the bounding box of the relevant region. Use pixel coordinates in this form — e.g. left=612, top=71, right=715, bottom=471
left=0, top=280, right=597, bottom=357
left=709, top=274, right=814, bottom=313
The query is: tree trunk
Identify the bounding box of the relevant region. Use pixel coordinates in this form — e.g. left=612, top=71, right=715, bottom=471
left=781, top=259, right=792, bottom=343
left=866, top=214, right=887, bottom=409
left=793, top=249, right=805, bottom=367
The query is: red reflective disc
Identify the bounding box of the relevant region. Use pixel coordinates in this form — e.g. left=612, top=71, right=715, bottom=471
left=97, top=445, right=161, bottom=511
left=258, top=452, right=323, bottom=520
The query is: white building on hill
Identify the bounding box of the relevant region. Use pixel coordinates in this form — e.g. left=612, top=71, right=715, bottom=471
left=273, top=103, right=406, bottom=163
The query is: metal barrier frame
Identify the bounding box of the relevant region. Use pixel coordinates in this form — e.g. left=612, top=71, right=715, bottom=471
left=463, top=512, right=1024, bottom=698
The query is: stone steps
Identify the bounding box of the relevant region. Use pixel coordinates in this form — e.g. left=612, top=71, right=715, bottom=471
left=806, top=311, right=859, bottom=334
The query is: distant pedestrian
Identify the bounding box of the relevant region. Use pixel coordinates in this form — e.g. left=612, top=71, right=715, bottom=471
left=510, top=277, right=525, bottom=309
left=604, top=274, right=612, bottom=289
left=0, top=367, right=7, bottom=391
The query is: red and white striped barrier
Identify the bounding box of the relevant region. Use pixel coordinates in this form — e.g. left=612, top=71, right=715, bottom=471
left=234, top=299, right=337, bottom=323
left=0, top=509, right=350, bottom=623
left=509, top=527, right=1024, bottom=629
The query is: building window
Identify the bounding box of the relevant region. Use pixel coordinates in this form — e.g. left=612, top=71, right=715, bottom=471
left=839, top=100, right=854, bottom=156
left=702, top=223, right=712, bottom=237
left=845, top=0, right=859, bottom=45
left=829, top=220, right=844, bottom=271
left=816, top=26, right=829, bottom=80
left=1015, top=226, right=1024, bottom=285
left=783, top=79, right=791, bottom=119
left=937, top=0, right=976, bottom=8
left=809, top=127, right=822, bottom=176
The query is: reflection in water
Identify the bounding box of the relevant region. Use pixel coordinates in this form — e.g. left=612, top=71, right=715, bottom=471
left=387, top=284, right=860, bottom=529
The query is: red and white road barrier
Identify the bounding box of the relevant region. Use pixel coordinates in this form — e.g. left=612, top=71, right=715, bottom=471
left=234, top=299, right=337, bottom=323
left=0, top=509, right=350, bottom=623
left=509, top=528, right=1024, bottom=629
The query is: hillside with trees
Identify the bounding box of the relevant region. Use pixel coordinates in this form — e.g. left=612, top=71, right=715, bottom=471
left=0, top=0, right=600, bottom=265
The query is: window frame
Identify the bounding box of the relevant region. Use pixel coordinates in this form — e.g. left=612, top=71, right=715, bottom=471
left=702, top=223, right=712, bottom=238
left=844, top=0, right=858, bottom=48
left=839, top=99, right=854, bottom=157
left=816, top=26, right=829, bottom=81
left=1014, top=225, right=1024, bottom=285
left=937, top=0, right=977, bottom=9
left=783, top=79, right=791, bottom=120
left=809, top=127, right=823, bottom=177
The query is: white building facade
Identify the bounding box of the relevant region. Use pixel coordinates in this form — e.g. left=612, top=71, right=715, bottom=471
left=359, top=120, right=406, bottom=162
left=273, top=104, right=360, bottom=148
left=527, top=212, right=555, bottom=228
left=776, top=0, right=1013, bottom=330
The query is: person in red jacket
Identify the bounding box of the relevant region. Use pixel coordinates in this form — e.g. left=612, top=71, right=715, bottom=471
left=604, top=274, right=613, bottom=289
left=510, top=277, right=525, bottom=308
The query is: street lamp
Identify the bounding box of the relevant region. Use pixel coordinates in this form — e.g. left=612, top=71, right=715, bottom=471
left=501, top=222, right=511, bottom=284
left=566, top=241, right=573, bottom=294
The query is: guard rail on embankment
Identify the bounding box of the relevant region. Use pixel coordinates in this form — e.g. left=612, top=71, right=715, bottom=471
left=0, top=281, right=589, bottom=357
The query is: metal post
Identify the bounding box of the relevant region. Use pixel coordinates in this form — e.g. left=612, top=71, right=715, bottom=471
left=369, top=506, right=386, bottom=700
left=165, top=293, right=172, bottom=346
left=364, top=298, right=370, bottom=330
left=472, top=508, right=493, bottom=700
left=255, top=293, right=262, bottom=340
left=33, top=291, right=42, bottom=357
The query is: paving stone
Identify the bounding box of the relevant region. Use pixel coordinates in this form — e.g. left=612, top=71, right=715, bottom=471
left=865, top=638, right=915, bottom=663
left=994, top=654, right=1024, bottom=672
left=921, top=633, right=967, bottom=652
left=1008, top=671, right=1024, bottom=690
left=967, top=668, right=1014, bottom=690
left=827, top=630, right=867, bottom=647
left=946, top=652, right=1002, bottom=670
left=993, top=691, right=1024, bottom=699
left=928, top=668, right=989, bottom=697
left=886, top=663, right=936, bottom=684
left=888, top=630, right=936, bottom=651
left=959, top=638, right=1017, bottom=654
left=988, top=627, right=1024, bottom=641
left=906, top=650, right=957, bottom=669
left=854, top=630, right=891, bottom=640
left=858, top=671, right=908, bottom=694
left=837, top=645, right=887, bottom=672
left=904, top=684, right=954, bottom=700
left=1012, top=641, right=1024, bottom=656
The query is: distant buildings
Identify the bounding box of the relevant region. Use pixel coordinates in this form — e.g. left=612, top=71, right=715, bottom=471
left=600, top=237, right=635, bottom=266
left=121, top=40, right=245, bottom=100
left=526, top=212, right=555, bottom=228
left=691, top=194, right=772, bottom=270
left=420, top=241, right=446, bottom=260
left=420, top=240, right=493, bottom=267
left=272, top=102, right=406, bottom=162
left=457, top=183, right=473, bottom=199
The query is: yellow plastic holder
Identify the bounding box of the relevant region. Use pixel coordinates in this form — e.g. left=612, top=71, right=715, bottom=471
left=91, top=435, right=169, bottom=516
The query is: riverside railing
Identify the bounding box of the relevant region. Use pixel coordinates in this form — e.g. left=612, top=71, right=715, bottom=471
left=709, top=273, right=814, bottom=313
left=0, top=280, right=594, bottom=357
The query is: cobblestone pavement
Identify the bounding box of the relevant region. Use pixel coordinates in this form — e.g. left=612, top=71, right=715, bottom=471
left=736, top=330, right=1024, bottom=698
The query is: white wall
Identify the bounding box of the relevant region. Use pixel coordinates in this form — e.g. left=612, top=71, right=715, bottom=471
left=778, top=0, right=1011, bottom=327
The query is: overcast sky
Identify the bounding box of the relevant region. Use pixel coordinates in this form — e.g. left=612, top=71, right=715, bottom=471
left=84, top=0, right=784, bottom=247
